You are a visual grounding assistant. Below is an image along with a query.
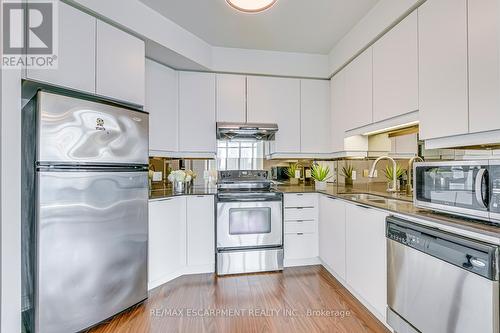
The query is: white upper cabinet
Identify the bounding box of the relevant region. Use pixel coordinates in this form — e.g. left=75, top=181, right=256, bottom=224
left=247, top=76, right=301, bottom=153
left=418, top=0, right=469, bottom=140
left=27, top=2, right=96, bottom=94
left=319, top=196, right=346, bottom=280
left=186, top=196, right=215, bottom=268
left=373, top=11, right=418, bottom=122
left=145, top=59, right=178, bottom=153
left=330, top=71, right=347, bottom=152
left=96, top=20, right=145, bottom=106
left=300, top=79, right=331, bottom=154
left=178, top=72, right=216, bottom=153
left=345, top=204, right=387, bottom=319
left=216, top=74, right=246, bottom=123
left=344, top=48, right=373, bottom=131
left=468, top=0, right=500, bottom=134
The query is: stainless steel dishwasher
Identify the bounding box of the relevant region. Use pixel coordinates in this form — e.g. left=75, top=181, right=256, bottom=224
left=386, top=216, right=499, bottom=333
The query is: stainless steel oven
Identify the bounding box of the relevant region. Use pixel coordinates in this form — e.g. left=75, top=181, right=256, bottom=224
left=414, top=161, right=491, bottom=221
left=217, top=192, right=282, bottom=249
left=216, top=170, right=283, bottom=275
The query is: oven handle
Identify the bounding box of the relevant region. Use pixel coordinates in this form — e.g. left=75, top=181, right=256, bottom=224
left=474, top=168, right=489, bottom=209
left=218, top=197, right=282, bottom=202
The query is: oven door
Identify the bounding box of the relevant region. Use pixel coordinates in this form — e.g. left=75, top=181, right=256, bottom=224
left=217, top=193, right=282, bottom=250
left=414, top=161, right=489, bottom=220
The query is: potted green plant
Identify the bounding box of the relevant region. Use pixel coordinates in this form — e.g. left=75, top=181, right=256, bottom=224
left=384, top=164, right=405, bottom=192
left=286, top=163, right=301, bottom=185
left=311, top=163, right=331, bottom=190
left=341, top=164, right=355, bottom=186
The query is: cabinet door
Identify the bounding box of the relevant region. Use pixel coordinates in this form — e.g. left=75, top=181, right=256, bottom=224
left=284, top=233, right=318, bottom=260
left=468, top=0, right=500, bottom=133
left=345, top=204, right=387, bottom=318
left=418, top=0, right=469, bottom=139
left=145, top=59, right=178, bottom=153
left=216, top=74, right=246, bottom=123
left=373, top=11, right=418, bottom=122
left=178, top=72, right=216, bottom=153
left=319, top=196, right=346, bottom=280
left=344, top=48, right=373, bottom=130
left=330, top=72, right=347, bottom=152
left=96, top=20, right=145, bottom=106
left=186, top=195, right=215, bottom=268
left=247, top=76, right=301, bottom=153
left=300, top=79, right=331, bottom=153
left=27, top=2, right=96, bottom=93
left=148, top=197, right=186, bottom=287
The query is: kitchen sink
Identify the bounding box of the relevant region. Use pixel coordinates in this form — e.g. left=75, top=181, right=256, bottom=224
left=339, top=193, right=410, bottom=205
left=341, top=193, right=389, bottom=202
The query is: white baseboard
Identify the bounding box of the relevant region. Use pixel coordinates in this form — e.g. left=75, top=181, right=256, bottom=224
left=148, top=270, right=184, bottom=290
left=318, top=259, right=393, bottom=332
left=183, top=264, right=215, bottom=275
left=148, top=264, right=215, bottom=291
left=284, top=257, right=321, bottom=267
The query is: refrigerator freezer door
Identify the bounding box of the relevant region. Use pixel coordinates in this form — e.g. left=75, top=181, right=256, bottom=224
left=37, top=91, right=148, bottom=165
left=36, top=170, right=148, bottom=333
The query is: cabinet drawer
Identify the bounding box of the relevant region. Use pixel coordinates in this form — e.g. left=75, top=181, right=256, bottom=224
left=284, top=193, right=317, bottom=208
left=284, top=220, right=317, bottom=234
left=284, top=233, right=318, bottom=260
left=284, top=207, right=317, bottom=221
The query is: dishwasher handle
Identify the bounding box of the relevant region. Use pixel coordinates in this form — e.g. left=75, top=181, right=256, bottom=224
left=386, top=216, right=499, bottom=281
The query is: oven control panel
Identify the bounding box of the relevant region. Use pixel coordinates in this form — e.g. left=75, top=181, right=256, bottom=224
left=218, top=170, right=268, bottom=181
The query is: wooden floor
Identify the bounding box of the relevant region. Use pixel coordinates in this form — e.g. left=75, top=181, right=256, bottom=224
left=89, top=265, right=389, bottom=333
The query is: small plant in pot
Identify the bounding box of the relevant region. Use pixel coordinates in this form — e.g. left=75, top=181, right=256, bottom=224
left=286, top=163, right=301, bottom=185
left=384, top=164, right=405, bottom=192
left=341, top=164, right=355, bottom=186
left=311, top=163, right=331, bottom=190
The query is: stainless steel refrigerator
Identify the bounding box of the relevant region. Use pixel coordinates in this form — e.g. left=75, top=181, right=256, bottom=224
left=22, top=91, right=149, bottom=333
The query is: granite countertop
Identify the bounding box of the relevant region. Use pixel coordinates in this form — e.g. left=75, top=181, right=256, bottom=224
left=149, top=185, right=217, bottom=201
left=149, top=182, right=500, bottom=244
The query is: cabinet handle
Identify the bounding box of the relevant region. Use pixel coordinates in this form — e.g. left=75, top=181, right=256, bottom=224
left=196, top=195, right=205, bottom=198
left=355, top=204, right=371, bottom=210
left=296, top=207, right=304, bottom=210
left=297, top=233, right=304, bottom=235
left=296, top=194, right=303, bottom=196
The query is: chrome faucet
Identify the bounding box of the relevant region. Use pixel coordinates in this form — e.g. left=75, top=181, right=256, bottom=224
left=406, top=156, right=424, bottom=195
left=369, top=156, right=398, bottom=192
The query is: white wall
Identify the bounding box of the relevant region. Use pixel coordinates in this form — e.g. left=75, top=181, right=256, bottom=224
left=328, top=0, right=425, bottom=75
left=1, top=1, right=23, bottom=332
left=68, top=0, right=332, bottom=78
left=211, top=47, right=330, bottom=78
left=68, top=0, right=213, bottom=68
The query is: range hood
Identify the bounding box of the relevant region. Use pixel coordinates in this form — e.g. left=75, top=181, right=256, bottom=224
left=216, top=122, right=278, bottom=140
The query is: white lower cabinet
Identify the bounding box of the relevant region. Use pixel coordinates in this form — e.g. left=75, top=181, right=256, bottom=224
left=345, top=203, right=388, bottom=319
left=319, top=196, right=346, bottom=280
left=148, top=197, right=186, bottom=289
left=148, top=195, right=215, bottom=289
left=186, top=196, right=215, bottom=269
left=283, top=194, right=319, bottom=265
left=284, top=233, right=318, bottom=259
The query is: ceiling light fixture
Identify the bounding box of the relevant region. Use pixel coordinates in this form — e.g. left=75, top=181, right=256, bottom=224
left=226, top=0, right=278, bottom=13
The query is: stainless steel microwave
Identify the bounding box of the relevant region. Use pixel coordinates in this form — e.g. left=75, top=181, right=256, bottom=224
left=414, top=160, right=500, bottom=223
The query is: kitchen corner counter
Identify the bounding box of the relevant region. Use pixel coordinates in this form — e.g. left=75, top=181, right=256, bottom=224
left=148, top=183, right=500, bottom=244
left=276, top=184, right=500, bottom=245
left=149, top=186, right=217, bottom=201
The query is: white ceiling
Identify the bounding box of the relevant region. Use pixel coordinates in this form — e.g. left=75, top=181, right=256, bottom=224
left=138, top=0, right=380, bottom=54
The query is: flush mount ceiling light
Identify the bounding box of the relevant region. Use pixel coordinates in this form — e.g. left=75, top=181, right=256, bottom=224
left=226, top=0, right=278, bottom=13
